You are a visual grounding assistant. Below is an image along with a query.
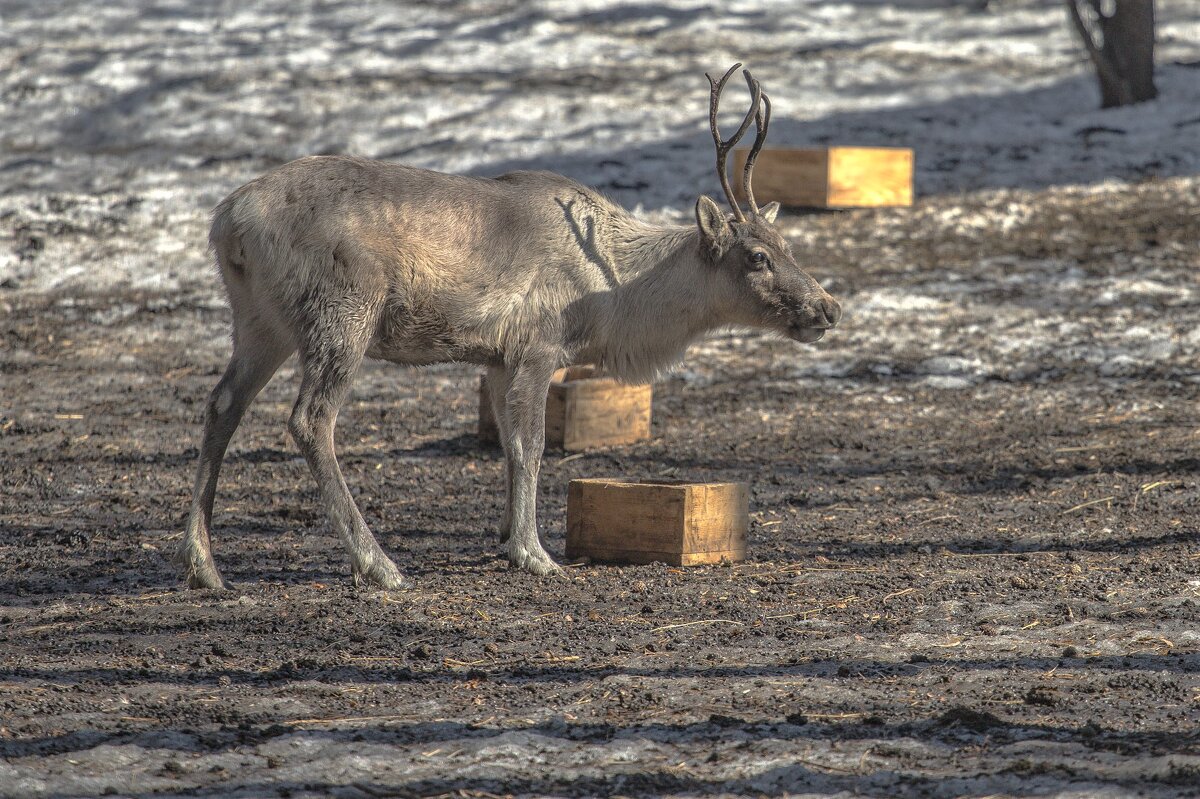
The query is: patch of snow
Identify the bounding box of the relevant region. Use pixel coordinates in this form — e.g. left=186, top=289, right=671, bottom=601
left=2, top=0, right=1199, bottom=296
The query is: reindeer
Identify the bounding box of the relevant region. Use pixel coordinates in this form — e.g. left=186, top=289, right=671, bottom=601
left=177, top=64, right=840, bottom=590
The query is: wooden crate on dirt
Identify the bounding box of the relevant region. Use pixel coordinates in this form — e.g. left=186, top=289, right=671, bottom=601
left=478, top=366, right=652, bottom=451
left=732, top=146, right=913, bottom=208
left=565, top=479, right=748, bottom=566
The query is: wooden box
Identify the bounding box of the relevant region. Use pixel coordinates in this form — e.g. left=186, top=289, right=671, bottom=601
left=732, top=146, right=913, bottom=208
left=566, top=479, right=748, bottom=566
left=478, top=366, right=652, bottom=452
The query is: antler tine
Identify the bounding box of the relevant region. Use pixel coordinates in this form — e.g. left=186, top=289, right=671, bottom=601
left=741, top=69, right=772, bottom=218
left=705, top=62, right=761, bottom=223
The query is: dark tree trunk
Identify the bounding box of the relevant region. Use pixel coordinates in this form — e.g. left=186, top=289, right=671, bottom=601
left=1067, top=0, right=1158, bottom=108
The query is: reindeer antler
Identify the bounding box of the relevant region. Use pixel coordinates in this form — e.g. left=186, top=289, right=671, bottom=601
left=740, top=70, right=771, bottom=218
left=706, top=63, right=761, bottom=223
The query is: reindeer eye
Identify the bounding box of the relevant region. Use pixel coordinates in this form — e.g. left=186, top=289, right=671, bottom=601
left=749, top=251, right=769, bottom=269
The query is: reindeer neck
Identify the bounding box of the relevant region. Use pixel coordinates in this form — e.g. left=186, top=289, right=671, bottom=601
left=584, top=218, right=730, bottom=383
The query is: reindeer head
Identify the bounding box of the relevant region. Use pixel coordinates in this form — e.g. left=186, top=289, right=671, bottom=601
left=696, top=65, right=840, bottom=344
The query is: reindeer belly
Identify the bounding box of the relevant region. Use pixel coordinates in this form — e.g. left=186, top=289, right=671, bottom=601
left=366, top=298, right=500, bottom=367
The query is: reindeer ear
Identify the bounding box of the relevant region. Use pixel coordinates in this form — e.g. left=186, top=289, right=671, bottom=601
left=695, top=196, right=733, bottom=258
left=759, top=201, right=781, bottom=224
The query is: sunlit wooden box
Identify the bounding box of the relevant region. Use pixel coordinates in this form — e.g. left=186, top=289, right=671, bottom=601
left=566, top=479, right=748, bottom=566
left=733, top=146, right=913, bottom=208
left=478, top=366, right=652, bottom=452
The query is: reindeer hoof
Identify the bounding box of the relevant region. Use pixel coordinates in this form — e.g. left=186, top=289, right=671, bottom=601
left=506, top=542, right=562, bottom=576
left=189, top=573, right=226, bottom=590
left=353, top=557, right=409, bottom=590
left=175, top=543, right=227, bottom=590
left=185, top=569, right=227, bottom=590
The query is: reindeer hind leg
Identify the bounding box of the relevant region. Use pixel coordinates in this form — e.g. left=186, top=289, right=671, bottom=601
left=178, top=318, right=294, bottom=589
left=288, top=307, right=406, bottom=589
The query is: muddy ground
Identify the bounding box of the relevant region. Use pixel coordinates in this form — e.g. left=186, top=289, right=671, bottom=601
left=2, top=178, right=1199, bottom=798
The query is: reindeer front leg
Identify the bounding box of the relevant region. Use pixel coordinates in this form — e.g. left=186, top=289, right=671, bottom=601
left=499, top=356, right=560, bottom=576
left=485, top=365, right=515, bottom=544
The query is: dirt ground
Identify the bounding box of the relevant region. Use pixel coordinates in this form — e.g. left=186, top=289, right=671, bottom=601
left=2, top=178, right=1199, bottom=798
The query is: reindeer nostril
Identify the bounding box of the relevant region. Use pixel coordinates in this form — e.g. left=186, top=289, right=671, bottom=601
left=822, top=296, right=841, bottom=327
